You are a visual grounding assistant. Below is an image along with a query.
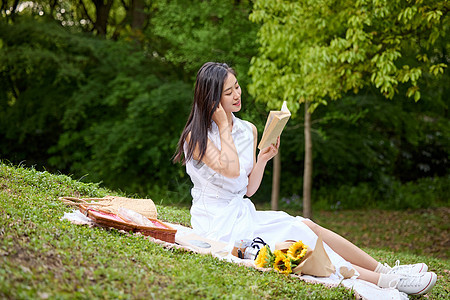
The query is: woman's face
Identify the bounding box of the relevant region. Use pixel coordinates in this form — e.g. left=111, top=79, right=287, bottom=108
left=220, top=72, right=241, bottom=113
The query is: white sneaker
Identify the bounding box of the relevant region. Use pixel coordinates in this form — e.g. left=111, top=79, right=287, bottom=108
left=390, top=272, right=437, bottom=295
left=388, top=260, right=428, bottom=275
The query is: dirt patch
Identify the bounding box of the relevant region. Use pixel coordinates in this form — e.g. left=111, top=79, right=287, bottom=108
left=1, top=182, right=13, bottom=194
left=2, top=235, right=65, bottom=279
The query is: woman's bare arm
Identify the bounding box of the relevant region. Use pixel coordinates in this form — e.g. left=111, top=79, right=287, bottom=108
left=188, top=104, right=240, bottom=178
left=246, top=123, right=279, bottom=197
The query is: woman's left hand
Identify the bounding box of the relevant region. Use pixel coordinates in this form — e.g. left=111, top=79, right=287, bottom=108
left=257, top=136, right=280, bottom=163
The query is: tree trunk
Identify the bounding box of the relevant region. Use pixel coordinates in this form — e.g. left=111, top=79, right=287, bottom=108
left=303, top=101, right=312, bottom=219
left=8, top=0, right=19, bottom=21
left=131, top=0, right=146, bottom=29
left=93, top=0, right=114, bottom=36
left=271, top=152, right=280, bottom=210
left=49, top=0, right=58, bottom=16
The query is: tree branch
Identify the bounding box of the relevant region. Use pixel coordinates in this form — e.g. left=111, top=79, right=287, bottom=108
left=1, top=0, right=7, bottom=13
left=11, top=0, right=19, bottom=13
left=79, top=0, right=94, bottom=26
left=121, top=0, right=129, bottom=10
left=49, top=0, right=58, bottom=17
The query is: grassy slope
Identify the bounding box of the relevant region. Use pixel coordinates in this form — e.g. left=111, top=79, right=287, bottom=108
left=0, top=162, right=448, bottom=299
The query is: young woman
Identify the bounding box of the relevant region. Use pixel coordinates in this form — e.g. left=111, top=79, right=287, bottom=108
left=173, top=62, right=437, bottom=295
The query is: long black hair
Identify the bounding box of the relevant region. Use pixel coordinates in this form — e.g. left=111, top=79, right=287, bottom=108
left=173, top=62, right=236, bottom=164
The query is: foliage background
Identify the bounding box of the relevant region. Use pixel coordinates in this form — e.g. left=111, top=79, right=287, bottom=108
left=0, top=0, right=448, bottom=210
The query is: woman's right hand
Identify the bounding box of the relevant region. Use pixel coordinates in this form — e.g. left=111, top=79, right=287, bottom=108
left=212, top=103, right=228, bottom=128
left=202, top=102, right=240, bottom=178
left=257, top=136, right=280, bottom=163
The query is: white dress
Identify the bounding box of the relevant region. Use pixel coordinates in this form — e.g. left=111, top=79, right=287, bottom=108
left=185, top=114, right=353, bottom=276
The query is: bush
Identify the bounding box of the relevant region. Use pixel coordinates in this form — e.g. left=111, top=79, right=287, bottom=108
left=312, top=175, right=449, bottom=210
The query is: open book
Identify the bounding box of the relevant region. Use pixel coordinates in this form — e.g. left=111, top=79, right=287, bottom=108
left=258, top=101, right=291, bottom=150
left=175, top=233, right=228, bottom=255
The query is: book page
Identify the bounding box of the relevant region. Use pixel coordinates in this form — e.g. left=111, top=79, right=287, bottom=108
left=258, top=101, right=291, bottom=150
left=263, top=113, right=276, bottom=133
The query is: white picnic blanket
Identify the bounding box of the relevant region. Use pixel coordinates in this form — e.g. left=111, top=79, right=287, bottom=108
left=170, top=223, right=408, bottom=300
left=62, top=210, right=408, bottom=300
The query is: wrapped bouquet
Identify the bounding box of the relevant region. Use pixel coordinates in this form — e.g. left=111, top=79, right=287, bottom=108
left=255, top=236, right=336, bottom=277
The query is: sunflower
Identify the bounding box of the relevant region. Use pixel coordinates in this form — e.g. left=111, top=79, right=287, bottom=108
left=255, top=245, right=274, bottom=268
left=273, top=250, right=292, bottom=274
left=287, top=240, right=308, bottom=263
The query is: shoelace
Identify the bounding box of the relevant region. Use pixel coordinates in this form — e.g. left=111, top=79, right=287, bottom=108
left=389, top=273, right=424, bottom=289
left=393, top=260, right=404, bottom=269
left=387, top=260, right=412, bottom=273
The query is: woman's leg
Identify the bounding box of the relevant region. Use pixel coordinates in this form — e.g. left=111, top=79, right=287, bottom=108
left=303, top=220, right=378, bottom=271
left=353, top=265, right=380, bottom=284
left=302, top=220, right=439, bottom=294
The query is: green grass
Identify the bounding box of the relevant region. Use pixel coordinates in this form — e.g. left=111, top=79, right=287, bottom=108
left=0, top=162, right=449, bottom=299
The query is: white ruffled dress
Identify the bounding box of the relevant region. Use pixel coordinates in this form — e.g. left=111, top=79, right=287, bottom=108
left=185, top=114, right=354, bottom=276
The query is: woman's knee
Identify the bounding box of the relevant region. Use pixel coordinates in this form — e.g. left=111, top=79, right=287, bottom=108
left=303, top=219, right=322, bottom=235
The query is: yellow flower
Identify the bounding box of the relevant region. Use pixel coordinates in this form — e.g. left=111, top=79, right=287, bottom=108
left=287, top=240, right=308, bottom=263
left=273, top=250, right=292, bottom=274
left=255, top=245, right=268, bottom=267
left=255, top=245, right=274, bottom=268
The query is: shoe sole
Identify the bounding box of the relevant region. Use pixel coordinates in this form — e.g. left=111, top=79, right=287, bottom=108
left=410, top=273, right=437, bottom=295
